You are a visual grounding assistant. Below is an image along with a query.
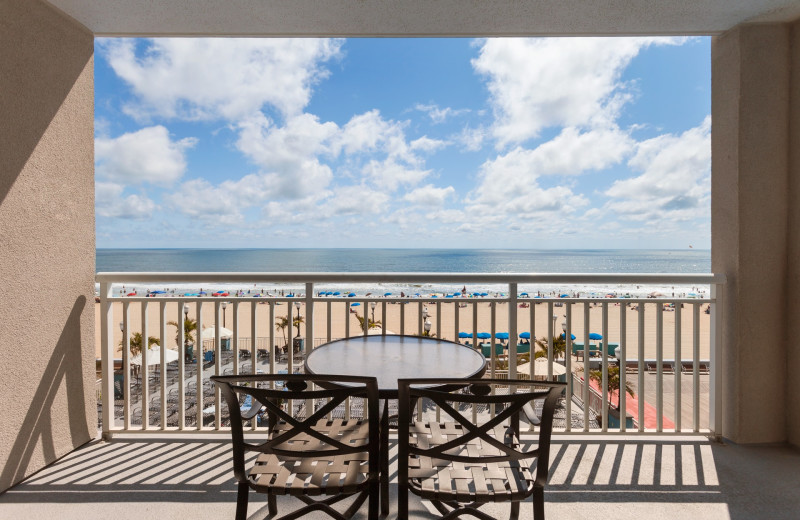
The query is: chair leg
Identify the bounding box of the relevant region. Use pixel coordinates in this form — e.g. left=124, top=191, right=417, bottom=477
left=268, top=494, right=278, bottom=516
left=532, top=486, right=545, bottom=520
left=510, top=501, right=520, bottom=520
left=236, top=483, right=249, bottom=520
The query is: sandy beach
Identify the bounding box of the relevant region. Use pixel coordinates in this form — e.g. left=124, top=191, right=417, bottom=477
left=95, top=298, right=712, bottom=362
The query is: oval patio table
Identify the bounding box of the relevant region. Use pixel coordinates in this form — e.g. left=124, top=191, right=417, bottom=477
left=305, top=334, right=487, bottom=514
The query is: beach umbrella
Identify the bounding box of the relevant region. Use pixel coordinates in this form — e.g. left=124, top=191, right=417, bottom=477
left=495, top=332, right=510, bottom=340
left=198, top=291, right=207, bottom=295
left=477, top=332, right=491, bottom=340
left=472, top=292, right=481, bottom=296
left=480, top=292, right=489, bottom=297
left=589, top=332, right=603, bottom=340
left=130, top=346, right=179, bottom=366
left=350, top=302, right=360, bottom=307
left=201, top=326, right=233, bottom=339
left=458, top=332, right=472, bottom=338
left=445, top=295, right=453, bottom=298
left=452, top=292, right=461, bottom=297
left=519, top=332, right=531, bottom=340
left=520, top=292, right=529, bottom=297
left=213, top=290, right=225, bottom=294
left=333, top=291, right=341, bottom=296
left=560, top=332, right=577, bottom=340
left=560, top=293, right=569, bottom=298
left=348, top=292, right=356, bottom=297
left=151, top=290, right=166, bottom=294
left=384, top=292, right=392, bottom=297
left=414, top=293, right=421, bottom=297
left=126, top=292, right=137, bottom=296
left=517, top=358, right=567, bottom=376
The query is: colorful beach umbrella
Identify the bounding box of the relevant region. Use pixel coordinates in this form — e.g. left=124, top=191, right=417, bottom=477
left=350, top=302, right=360, bottom=306
left=520, top=292, right=529, bottom=297
left=480, top=292, right=489, bottom=297
left=495, top=332, right=510, bottom=340
left=333, top=291, right=341, bottom=296
left=458, top=332, right=472, bottom=338
left=384, top=292, right=392, bottom=296
left=520, top=332, right=531, bottom=339
left=589, top=332, right=603, bottom=340
left=472, top=292, right=481, bottom=296
left=477, top=332, right=491, bottom=340
left=560, top=332, right=577, bottom=340
left=347, top=292, right=356, bottom=297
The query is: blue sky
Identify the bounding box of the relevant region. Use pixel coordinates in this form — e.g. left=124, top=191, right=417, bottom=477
left=94, top=37, right=710, bottom=249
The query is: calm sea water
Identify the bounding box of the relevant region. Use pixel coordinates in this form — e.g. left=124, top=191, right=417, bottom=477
left=97, top=249, right=710, bottom=297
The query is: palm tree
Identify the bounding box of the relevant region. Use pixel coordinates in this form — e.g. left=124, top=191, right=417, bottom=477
left=121, top=332, right=159, bottom=356
left=275, top=316, right=289, bottom=347
left=167, top=317, right=197, bottom=348
left=353, top=313, right=382, bottom=332
left=293, top=314, right=304, bottom=337
left=534, top=334, right=567, bottom=361
left=589, top=366, right=635, bottom=409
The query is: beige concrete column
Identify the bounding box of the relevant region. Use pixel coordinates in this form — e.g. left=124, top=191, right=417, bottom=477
left=712, top=23, right=791, bottom=444
left=0, top=1, right=95, bottom=491
left=787, top=20, right=800, bottom=447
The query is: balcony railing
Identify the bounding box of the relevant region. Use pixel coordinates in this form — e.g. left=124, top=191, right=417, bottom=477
left=97, top=272, right=724, bottom=437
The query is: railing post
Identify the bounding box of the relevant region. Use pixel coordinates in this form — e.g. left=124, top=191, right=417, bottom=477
left=710, top=283, right=723, bottom=440
left=509, top=283, right=518, bottom=379
left=100, top=282, right=114, bottom=438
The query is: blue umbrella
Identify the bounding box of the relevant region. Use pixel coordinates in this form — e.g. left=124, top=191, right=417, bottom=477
left=252, top=294, right=261, bottom=298
left=384, top=292, right=392, bottom=296
left=152, top=290, right=166, bottom=294
left=589, top=332, right=603, bottom=340
left=495, top=332, right=510, bottom=340
left=477, top=332, right=491, bottom=340
left=446, top=295, right=454, bottom=298
left=347, top=292, right=356, bottom=297
left=350, top=302, right=360, bottom=306
left=431, top=295, right=438, bottom=298
left=520, top=292, right=529, bottom=297
left=198, top=291, right=207, bottom=295
left=480, top=292, right=489, bottom=297
left=560, top=293, right=569, bottom=298
left=560, top=333, right=577, bottom=340
left=472, top=292, right=481, bottom=296
left=333, top=291, right=341, bottom=296
left=458, top=332, right=472, bottom=338
left=286, top=293, right=294, bottom=297
left=415, top=293, right=421, bottom=297
left=520, top=332, right=531, bottom=339
left=184, top=293, right=199, bottom=296
left=452, top=292, right=461, bottom=296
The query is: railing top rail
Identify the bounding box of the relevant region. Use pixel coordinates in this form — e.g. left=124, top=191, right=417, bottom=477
left=96, top=271, right=725, bottom=284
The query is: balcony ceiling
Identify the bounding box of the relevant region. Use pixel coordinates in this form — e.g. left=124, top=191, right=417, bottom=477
left=47, top=0, right=800, bottom=37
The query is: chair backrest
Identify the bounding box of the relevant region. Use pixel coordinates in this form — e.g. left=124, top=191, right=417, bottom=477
left=398, top=378, right=565, bottom=489
left=212, top=374, right=380, bottom=485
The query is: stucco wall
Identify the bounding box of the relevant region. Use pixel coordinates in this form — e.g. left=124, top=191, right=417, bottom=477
left=712, top=23, right=790, bottom=444
left=787, top=21, right=800, bottom=447
left=0, top=1, right=95, bottom=491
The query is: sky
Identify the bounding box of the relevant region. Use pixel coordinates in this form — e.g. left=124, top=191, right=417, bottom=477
left=94, top=37, right=711, bottom=249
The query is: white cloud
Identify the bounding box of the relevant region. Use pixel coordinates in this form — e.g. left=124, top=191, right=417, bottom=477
left=325, top=185, right=390, bottom=216
left=98, top=38, right=342, bottom=121
left=404, top=184, right=455, bottom=206
left=414, top=103, right=469, bottom=124
left=604, top=116, right=711, bottom=221
left=472, top=37, right=685, bottom=147
left=361, top=159, right=430, bottom=191
left=95, top=182, right=156, bottom=219
left=95, top=126, right=196, bottom=186
left=410, top=136, right=448, bottom=152
left=457, top=125, right=487, bottom=151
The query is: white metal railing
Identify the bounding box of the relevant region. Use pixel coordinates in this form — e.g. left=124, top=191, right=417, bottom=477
left=97, top=272, right=724, bottom=437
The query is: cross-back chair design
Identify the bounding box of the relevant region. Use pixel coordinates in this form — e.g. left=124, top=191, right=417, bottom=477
left=398, top=378, right=566, bottom=520
left=213, top=374, right=380, bottom=520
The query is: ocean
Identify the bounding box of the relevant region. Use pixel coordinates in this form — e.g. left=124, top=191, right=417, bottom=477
left=96, top=248, right=711, bottom=298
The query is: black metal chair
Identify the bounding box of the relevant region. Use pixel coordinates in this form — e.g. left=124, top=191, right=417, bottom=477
left=213, top=374, right=380, bottom=520
left=397, top=378, right=566, bottom=520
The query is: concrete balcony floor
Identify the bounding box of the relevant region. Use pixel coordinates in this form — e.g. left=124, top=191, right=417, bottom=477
left=1, top=435, right=799, bottom=519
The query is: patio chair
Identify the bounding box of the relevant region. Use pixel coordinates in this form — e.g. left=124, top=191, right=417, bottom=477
left=398, top=378, right=566, bottom=520
left=213, top=374, right=380, bottom=520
